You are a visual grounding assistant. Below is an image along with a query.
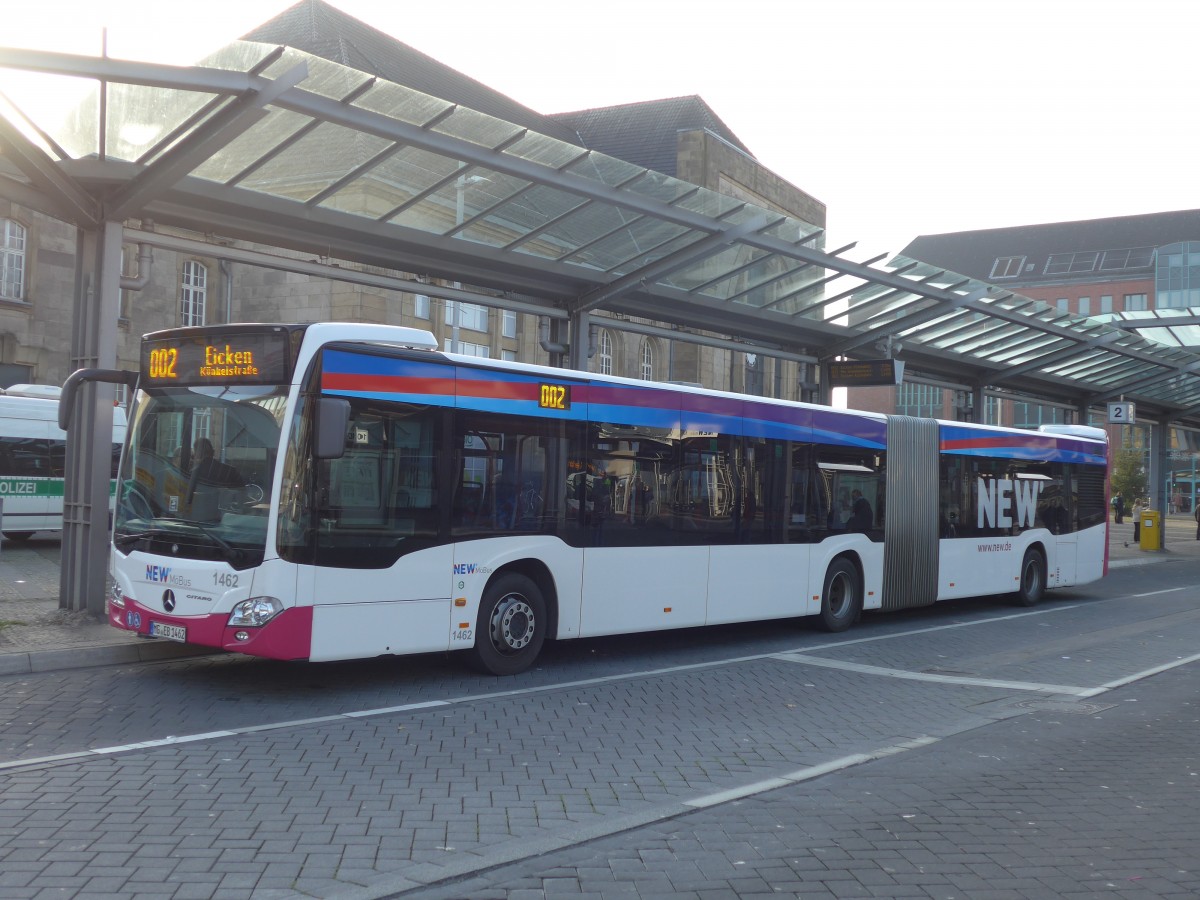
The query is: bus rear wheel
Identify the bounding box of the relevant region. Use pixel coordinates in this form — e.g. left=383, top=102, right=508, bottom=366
left=1013, top=548, right=1046, bottom=606
left=3, top=531, right=34, bottom=542
left=818, top=557, right=861, bottom=632
left=470, top=573, right=546, bottom=676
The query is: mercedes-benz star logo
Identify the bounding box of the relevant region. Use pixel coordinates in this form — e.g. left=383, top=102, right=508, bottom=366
left=162, top=589, right=176, bottom=612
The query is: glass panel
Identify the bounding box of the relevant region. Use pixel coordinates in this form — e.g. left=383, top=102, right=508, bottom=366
left=367, top=147, right=474, bottom=221
left=352, top=80, right=455, bottom=128
left=0, top=70, right=101, bottom=159
left=522, top=202, right=640, bottom=263
left=570, top=153, right=647, bottom=189
left=669, top=244, right=768, bottom=294
left=626, top=169, right=709, bottom=206
left=571, top=218, right=689, bottom=273
left=192, top=108, right=313, bottom=184
left=432, top=106, right=527, bottom=150
left=507, top=131, right=594, bottom=170
left=610, top=231, right=705, bottom=280
left=101, top=82, right=219, bottom=163
left=674, top=189, right=754, bottom=220
left=239, top=121, right=392, bottom=204
left=252, top=45, right=380, bottom=103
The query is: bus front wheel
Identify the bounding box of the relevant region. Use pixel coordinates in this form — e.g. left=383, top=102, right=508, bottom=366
left=818, top=557, right=861, bottom=632
left=470, top=573, right=546, bottom=676
left=1013, top=549, right=1046, bottom=606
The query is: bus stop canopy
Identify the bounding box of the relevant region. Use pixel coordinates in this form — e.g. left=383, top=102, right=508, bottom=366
left=1, top=41, right=1198, bottom=423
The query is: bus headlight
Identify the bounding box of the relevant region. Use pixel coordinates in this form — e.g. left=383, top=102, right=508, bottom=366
left=107, top=574, right=125, bottom=609
left=227, top=597, right=284, bottom=627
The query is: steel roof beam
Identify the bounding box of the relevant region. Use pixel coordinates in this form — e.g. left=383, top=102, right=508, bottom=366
left=1089, top=359, right=1200, bottom=404
left=103, top=61, right=309, bottom=222
left=0, top=114, right=98, bottom=227
left=567, top=212, right=781, bottom=314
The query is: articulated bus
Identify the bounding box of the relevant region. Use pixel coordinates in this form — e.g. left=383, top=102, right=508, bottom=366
left=81, top=323, right=1108, bottom=675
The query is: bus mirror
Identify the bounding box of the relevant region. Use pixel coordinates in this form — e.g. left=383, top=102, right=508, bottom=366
left=314, top=397, right=350, bottom=460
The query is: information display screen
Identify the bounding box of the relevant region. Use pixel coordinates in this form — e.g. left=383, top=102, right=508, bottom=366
left=140, top=330, right=293, bottom=386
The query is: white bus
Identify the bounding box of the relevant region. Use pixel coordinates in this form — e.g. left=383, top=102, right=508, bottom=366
left=73, top=323, right=1108, bottom=675
left=0, top=385, right=126, bottom=541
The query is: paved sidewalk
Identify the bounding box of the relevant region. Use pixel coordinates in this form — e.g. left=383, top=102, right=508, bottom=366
left=0, top=514, right=1196, bottom=676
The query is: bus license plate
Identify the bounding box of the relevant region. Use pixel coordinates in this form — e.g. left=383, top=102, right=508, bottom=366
left=149, top=621, right=187, bottom=642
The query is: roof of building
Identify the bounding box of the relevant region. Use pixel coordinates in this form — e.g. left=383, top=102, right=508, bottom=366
left=899, top=208, right=1200, bottom=287
left=550, top=96, right=754, bottom=178
left=242, top=0, right=584, bottom=146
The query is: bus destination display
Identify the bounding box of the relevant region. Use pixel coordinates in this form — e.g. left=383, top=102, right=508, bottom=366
left=141, top=332, right=292, bottom=386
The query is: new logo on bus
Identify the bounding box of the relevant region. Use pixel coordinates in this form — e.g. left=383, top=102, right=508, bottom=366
left=977, top=477, right=1042, bottom=529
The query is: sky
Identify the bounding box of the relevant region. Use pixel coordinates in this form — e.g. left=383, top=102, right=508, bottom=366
left=5, top=0, right=1200, bottom=260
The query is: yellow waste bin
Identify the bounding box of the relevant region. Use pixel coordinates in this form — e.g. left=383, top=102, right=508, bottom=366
left=1140, top=509, right=1161, bottom=550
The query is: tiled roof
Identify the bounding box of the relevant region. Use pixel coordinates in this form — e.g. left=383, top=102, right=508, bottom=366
left=550, top=96, right=755, bottom=178
left=242, top=0, right=584, bottom=146
left=900, top=208, right=1200, bottom=286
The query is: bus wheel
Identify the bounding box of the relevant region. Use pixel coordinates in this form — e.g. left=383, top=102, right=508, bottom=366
left=470, top=573, right=546, bottom=676
left=819, top=557, right=861, bottom=632
left=1014, top=549, right=1046, bottom=606
left=2, top=531, right=33, bottom=542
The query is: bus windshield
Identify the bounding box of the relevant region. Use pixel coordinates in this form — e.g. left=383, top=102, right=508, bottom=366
left=113, top=384, right=288, bottom=568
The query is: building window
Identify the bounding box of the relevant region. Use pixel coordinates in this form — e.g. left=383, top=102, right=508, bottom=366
left=598, top=330, right=613, bottom=376
left=1044, top=251, right=1099, bottom=276
left=502, top=310, right=517, bottom=339
left=446, top=301, right=487, bottom=332
left=443, top=339, right=489, bottom=358
left=180, top=260, right=207, bottom=326
left=640, top=340, right=654, bottom=381
left=1124, top=293, right=1147, bottom=311
left=1056, top=298, right=1069, bottom=313
left=743, top=353, right=763, bottom=396
left=1100, top=247, right=1155, bottom=271
left=413, top=294, right=429, bottom=319
left=1078, top=297, right=1090, bottom=317
left=1012, top=402, right=1064, bottom=429
left=896, top=383, right=943, bottom=417
left=501, top=349, right=517, bottom=362
left=1100, top=295, right=1113, bottom=314
left=989, top=256, right=1025, bottom=279
left=0, top=219, right=27, bottom=301
left=1155, top=242, right=1200, bottom=309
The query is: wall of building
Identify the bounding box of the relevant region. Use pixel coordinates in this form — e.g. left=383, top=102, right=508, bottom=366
left=997, top=277, right=1153, bottom=315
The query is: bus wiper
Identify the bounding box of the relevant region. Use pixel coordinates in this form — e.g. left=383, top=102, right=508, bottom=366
left=185, top=521, right=243, bottom=562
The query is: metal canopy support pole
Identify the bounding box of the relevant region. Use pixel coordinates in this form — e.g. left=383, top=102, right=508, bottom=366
left=567, top=310, right=591, bottom=372
left=61, top=222, right=120, bottom=614
left=816, top=360, right=833, bottom=407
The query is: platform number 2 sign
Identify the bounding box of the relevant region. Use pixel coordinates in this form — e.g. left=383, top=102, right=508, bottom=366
left=1107, top=401, right=1135, bottom=424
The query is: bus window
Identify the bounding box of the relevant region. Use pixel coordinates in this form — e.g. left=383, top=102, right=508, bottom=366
left=310, top=400, right=440, bottom=566
left=452, top=413, right=568, bottom=537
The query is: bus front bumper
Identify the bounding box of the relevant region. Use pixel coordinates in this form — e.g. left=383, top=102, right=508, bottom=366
left=107, top=596, right=313, bottom=660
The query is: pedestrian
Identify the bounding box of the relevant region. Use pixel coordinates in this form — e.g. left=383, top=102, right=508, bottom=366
left=1113, top=493, right=1124, bottom=524
left=1194, top=501, right=1200, bottom=540
left=1132, top=497, right=1144, bottom=542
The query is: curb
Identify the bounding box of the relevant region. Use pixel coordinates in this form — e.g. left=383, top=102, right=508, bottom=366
left=0, top=640, right=220, bottom=676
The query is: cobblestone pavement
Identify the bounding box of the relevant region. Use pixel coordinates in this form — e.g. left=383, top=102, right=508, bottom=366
left=401, top=663, right=1200, bottom=900
left=0, top=520, right=1197, bottom=899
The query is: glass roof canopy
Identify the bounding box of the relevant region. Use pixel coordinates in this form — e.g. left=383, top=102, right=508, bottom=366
left=3, top=41, right=1200, bottom=423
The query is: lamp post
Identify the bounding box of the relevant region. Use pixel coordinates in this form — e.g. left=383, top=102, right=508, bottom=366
left=451, top=172, right=489, bottom=354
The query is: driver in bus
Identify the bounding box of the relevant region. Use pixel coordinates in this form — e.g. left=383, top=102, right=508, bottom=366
left=187, top=437, right=245, bottom=521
